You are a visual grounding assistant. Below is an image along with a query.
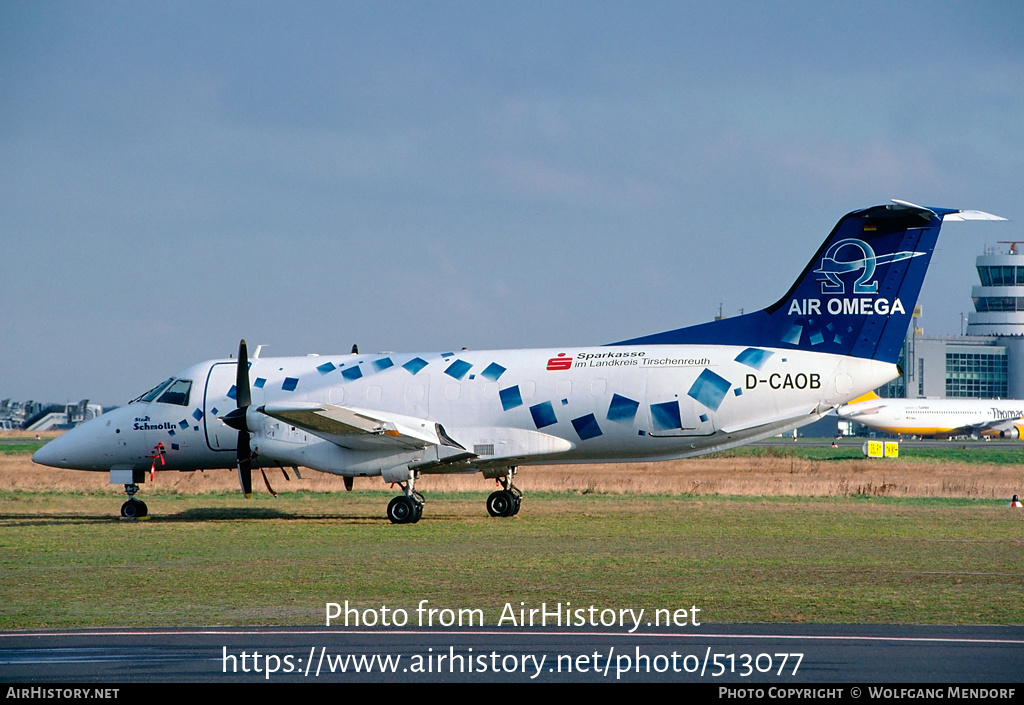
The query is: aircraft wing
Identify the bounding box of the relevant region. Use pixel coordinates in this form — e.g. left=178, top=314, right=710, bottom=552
left=720, top=406, right=826, bottom=435
left=256, top=403, right=576, bottom=468
left=258, top=402, right=446, bottom=451
left=959, top=415, right=1024, bottom=436
left=835, top=402, right=887, bottom=420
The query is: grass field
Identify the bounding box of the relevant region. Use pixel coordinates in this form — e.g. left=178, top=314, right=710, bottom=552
left=1, top=437, right=1022, bottom=630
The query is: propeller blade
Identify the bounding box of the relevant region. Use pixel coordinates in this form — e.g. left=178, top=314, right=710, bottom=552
left=235, top=339, right=253, bottom=498
left=237, top=430, right=252, bottom=498
left=236, top=340, right=252, bottom=409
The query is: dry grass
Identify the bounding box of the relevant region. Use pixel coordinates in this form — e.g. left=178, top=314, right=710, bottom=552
left=4, top=451, right=1021, bottom=499
left=0, top=429, right=61, bottom=439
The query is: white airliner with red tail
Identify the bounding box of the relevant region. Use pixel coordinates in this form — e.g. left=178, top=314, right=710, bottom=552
left=33, top=201, right=1004, bottom=522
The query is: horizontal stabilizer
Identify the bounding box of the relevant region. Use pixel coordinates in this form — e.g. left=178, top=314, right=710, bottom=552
left=940, top=210, right=1007, bottom=222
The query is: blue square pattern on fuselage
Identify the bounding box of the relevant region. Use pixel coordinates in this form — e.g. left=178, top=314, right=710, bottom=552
left=530, top=401, right=557, bottom=429
left=403, top=358, right=428, bottom=375
left=650, top=401, right=681, bottom=431
left=687, top=369, right=731, bottom=411
left=445, top=359, right=473, bottom=380
left=572, top=413, right=603, bottom=440
left=481, top=362, right=506, bottom=381
left=734, top=347, right=773, bottom=370
left=499, top=386, right=523, bottom=411
left=607, top=393, right=640, bottom=424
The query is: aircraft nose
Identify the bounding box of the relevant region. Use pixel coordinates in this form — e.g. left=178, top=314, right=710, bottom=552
left=31, top=414, right=120, bottom=470
left=32, top=428, right=81, bottom=468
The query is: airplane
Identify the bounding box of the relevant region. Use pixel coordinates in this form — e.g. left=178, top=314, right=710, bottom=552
left=837, top=391, right=1024, bottom=439
left=32, top=200, right=1004, bottom=523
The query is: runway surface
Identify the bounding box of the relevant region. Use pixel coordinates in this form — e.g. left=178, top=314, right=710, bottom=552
left=2, top=624, right=1021, bottom=683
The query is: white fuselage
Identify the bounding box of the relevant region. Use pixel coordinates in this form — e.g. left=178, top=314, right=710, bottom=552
left=37, top=344, right=897, bottom=478
left=837, top=397, right=1024, bottom=437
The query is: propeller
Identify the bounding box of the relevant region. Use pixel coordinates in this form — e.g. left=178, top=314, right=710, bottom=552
left=220, top=339, right=253, bottom=498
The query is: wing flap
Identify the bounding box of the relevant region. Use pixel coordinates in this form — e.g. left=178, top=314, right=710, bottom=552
left=258, top=402, right=440, bottom=450
left=720, top=407, right=822, bottom=435
left=412, top=427, right=575, bottom=473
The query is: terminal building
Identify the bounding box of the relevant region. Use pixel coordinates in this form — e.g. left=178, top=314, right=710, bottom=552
left=880, top=243, right=1024, bottom=401
left=0, top=399, right=104, bottom=431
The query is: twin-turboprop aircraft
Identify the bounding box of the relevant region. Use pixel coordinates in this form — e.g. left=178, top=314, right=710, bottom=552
left=32, top=201, right=1004, bottom=522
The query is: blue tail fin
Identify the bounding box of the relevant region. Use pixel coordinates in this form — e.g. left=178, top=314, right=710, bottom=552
left=613, top=201, right=960, bottom=364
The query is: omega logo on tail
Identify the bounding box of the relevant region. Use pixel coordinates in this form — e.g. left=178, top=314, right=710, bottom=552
left=813, top=238, right=923, bottom=295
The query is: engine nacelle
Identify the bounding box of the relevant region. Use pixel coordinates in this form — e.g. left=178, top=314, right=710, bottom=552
left=998, top=426, right=1024, bottom=439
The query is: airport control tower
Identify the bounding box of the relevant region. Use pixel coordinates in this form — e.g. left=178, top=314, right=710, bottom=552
left=885, top=242, right=1024, bottom=400
left=966, top=241, right=1024, bottom=336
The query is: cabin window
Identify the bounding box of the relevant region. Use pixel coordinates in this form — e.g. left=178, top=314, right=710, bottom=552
left=556, top=380, right=572, bottom=399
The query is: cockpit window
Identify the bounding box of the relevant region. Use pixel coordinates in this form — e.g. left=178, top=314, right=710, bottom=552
left=132, top=378, right=174, bottom=404
left=157, top=379, right=192, bottom=406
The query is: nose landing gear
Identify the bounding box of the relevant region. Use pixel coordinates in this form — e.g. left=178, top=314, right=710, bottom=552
left=120, top=483, right=149, bottom=520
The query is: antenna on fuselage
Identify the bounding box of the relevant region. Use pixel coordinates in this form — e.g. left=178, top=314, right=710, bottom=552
left=351, top=344, right=359, bottom=354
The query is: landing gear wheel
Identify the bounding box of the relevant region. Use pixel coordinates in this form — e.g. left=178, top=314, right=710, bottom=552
left=120, top=498, right=148, bottom=519
left=487, top=490, right=516, bottom=517
left=387, top=495, right=423, bottom=524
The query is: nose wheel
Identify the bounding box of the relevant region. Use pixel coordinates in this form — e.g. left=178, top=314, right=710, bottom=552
left=120, top=484, right=149, bottom=520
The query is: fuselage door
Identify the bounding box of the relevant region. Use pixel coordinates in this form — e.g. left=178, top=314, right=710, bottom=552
left=203, top=362, right=238, bottom=452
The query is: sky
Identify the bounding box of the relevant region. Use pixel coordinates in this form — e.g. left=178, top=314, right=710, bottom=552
left=2, top=0, right=1022, bottom=406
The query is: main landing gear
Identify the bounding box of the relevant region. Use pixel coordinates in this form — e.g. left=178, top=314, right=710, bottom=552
left=385, top=466, right=524, bottom=523
left=387, top=474, right=424, bottom=524
left=486, top=467, right=521, bottom=518
left=120, top=483, right=148, bottom=520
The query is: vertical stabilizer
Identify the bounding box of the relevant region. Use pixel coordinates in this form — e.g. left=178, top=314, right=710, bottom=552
left=613, top=202, right=1000, bottom=364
